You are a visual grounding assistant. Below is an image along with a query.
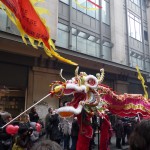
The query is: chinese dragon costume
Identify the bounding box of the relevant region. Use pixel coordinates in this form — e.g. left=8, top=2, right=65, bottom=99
left=2, top=67, right=150, bottom=150
left=49, top=67, right=150, bottom=150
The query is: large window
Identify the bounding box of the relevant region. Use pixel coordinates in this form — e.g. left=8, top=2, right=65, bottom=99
left=72, top=28, right=100, bottom=57
left=130, top=51, right=144, bottom=69
left=72, top=0, right=99, bottom=18
left=57, top=24, right=112, bottom=60
left=87, top=0, right=100, bottom=19
left=102, top=0, right=110, bottom=25
left=72, top=0, right=109, bottom=22
left=130, top=56, right=144, bottom=69
left=130, top=0, right=140, bottom=6
left=128, top=12, right=142, bottom=41
left=77, top=36, right=87, bottom=53
left=73, top=0, right=86, bottom=13
left=60, top=0, right=69, bottom=4
left=0, top=9, right=7, bottom=31
left=145, top=59, right=150, bottom=72
left=56, top=23, right=69, bottom=48
left=103, top=42, right=112, bottom=60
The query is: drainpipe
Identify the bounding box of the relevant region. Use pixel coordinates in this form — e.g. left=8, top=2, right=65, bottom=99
left=125, top=0, right=130, bottom=66
left=140, top=0, right=146, bottom=70
left=99, top=0, right=103, bottom=58
left=69, top=0, right=73, bottom=49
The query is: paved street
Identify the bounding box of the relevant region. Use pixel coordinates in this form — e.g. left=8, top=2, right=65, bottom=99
left=42, top=133, right=129, bottom=150
left=93, top=134, right=129, bottom=150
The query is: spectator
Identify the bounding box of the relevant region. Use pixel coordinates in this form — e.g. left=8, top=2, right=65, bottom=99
left=12, top=126, right=32, bottom=150
left=45, top=107, right=53, bottom=139
left=29, top=107, right=39, bottom=123
left=31, top=139, right=62, bottom=150
left=129, top=120, right=150, bottom=150
left=19, top=114, right=31, bottom=128
left=19, top=114, right=39, bottom=143
left=61, top=117, right=72, bottom=150
left=0, top=114, right=5, bottom=127
left=71, top=117, right=79, bottom=150
left=49, top=111, right=62, bottom=144
left=126, top=122, right=133, bottom=144
left=122, top=121, right=128, bottom=145
left=30, top=122, right=40, bottom=142
left=114, top=118, right=124, bottom=149
left=0, top=112, right=13, bottom=150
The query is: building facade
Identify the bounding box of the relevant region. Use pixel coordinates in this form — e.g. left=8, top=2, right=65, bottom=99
left=56, top=0, right=150, bottom=94
left=0, top=0, right=150, bottom=117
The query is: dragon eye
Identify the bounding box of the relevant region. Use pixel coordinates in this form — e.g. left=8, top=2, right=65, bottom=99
left=88, top=79, right=96, bottom=86
left=85, top=75, right=98, bottom=89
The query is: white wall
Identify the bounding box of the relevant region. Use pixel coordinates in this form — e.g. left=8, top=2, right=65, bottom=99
left=27, top=67, right=62, bottom=111
left=36, top=0, right=58, bottom=41
left=110, top=0, right=127, bottom=65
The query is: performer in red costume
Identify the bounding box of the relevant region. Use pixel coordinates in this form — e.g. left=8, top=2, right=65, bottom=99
left=99, top=114, right=112, bottom=150
left=76, top=110, right=93, bottom=150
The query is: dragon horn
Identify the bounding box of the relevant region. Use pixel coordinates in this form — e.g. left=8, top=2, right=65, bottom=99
left=60, top=69, right=66, bottom=82
left=96, top=68, right=105, bottom=83
left=75, top=66, right=79, bottom=77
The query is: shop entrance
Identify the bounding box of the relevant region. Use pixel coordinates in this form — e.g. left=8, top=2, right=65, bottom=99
left=0, top=62, right=28, bottom=117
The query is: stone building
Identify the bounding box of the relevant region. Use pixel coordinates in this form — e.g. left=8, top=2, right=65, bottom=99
left=0, top=0, right=150, bottom=117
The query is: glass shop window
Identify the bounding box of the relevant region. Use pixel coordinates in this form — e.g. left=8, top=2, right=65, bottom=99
left=0, top=86, right=25, bottom=118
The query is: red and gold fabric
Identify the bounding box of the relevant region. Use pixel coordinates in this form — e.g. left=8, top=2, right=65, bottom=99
left=0, top=0, right=77, bottom=66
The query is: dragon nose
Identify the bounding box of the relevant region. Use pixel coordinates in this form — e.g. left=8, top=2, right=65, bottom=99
left=53, top=83, right=66, bottom=93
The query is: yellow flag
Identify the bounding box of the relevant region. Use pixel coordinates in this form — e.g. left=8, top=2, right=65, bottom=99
left=136, top=66, right=148, bottom=99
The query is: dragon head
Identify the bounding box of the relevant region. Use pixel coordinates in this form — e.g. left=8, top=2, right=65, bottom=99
left=50, top=67, right=105, bottom=118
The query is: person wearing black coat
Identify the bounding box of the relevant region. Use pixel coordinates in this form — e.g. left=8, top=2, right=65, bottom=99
left=114, top=119, right=124, bottom=149
left=29, top=107, right=39, bottom=123
left=12, top=126, right=32, bottom=150
left=49, top=112, right=62, bottom=144
left=71, top=117, right=79, bottom=150
left=0, top=113, right=13, bottom=150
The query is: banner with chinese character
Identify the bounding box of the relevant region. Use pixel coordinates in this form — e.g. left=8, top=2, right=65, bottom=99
left=0, top=0, right=77, bottom=66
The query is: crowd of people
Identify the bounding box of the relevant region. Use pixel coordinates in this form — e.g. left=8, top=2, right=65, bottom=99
left=0, top=107, right=46, bottom=150
left=44, top=106, right=79, bottom=150
left=113, top=117, right=139, bottom=149
left=0, top=106, right=80, bottom=150
left=1, top=106, right=150, bottom=150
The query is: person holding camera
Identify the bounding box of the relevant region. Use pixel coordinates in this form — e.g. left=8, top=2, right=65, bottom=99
left=12, top=126, right=32, bottom=150
left=19, top=114, right=40, bottom=143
